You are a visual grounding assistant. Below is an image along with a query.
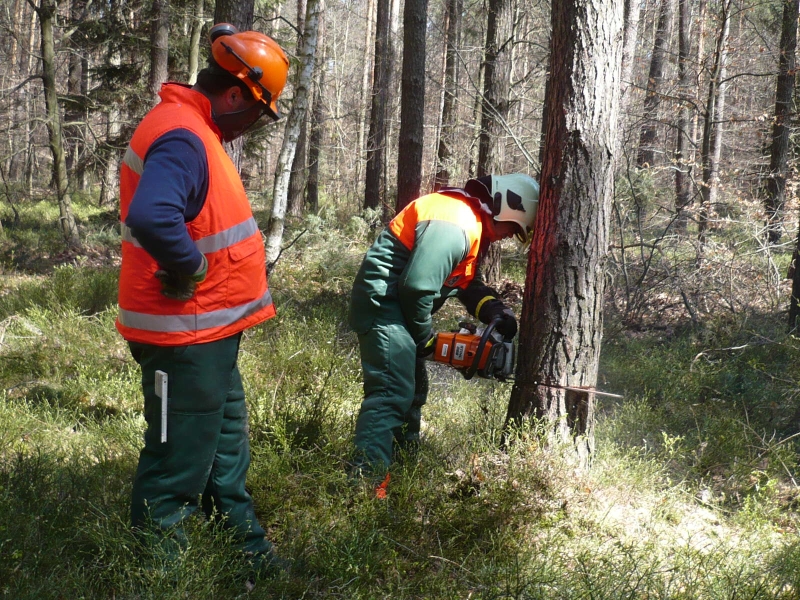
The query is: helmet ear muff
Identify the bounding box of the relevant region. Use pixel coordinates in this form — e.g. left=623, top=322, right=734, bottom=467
left=210, top=22, right=237, bottom=42
left=493, top=192, right=503, bottom=217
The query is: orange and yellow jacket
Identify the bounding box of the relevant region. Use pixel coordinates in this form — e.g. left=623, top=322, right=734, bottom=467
left=349, top=190, right=501, bottom=344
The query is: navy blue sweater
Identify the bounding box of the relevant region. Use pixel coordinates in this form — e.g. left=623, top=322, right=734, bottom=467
left=124, top=129, right=209, bottom=274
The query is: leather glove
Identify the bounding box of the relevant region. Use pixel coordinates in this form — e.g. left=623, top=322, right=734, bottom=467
left=416, top=331, right=436, bottom=357
left=155, top=254, right=208, bottom=301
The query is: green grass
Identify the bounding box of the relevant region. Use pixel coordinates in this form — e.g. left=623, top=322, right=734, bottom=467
left=2, top=202, right=800, bottom=598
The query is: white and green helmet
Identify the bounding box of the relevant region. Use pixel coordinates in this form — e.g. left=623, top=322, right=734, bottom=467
left=490, top=173, right=540, bottom=244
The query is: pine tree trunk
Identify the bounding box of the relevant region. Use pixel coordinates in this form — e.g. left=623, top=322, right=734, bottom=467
left=34, top=0, right=80, bottom=247
left=477, top=0, right=512, bottom=285
left=504, top=0, right=623, bottom=465
left=698, top=0, right=732, bottom=244
left=674, top=0, right=693, bottom=230
left=764, top=0, right=799, bottom=245
left=434, top=0, right=461, bottom=189
left=637, top=0, right=675, bottom=168
left=188, top=0, right=204, bottom=85
left=395, top=0, right=429, bottom=213
left=265, top=0, right=321, bottom=264
left=363, top=0, right=392, bottom=212
left=148, top=0, right=169, bottom=102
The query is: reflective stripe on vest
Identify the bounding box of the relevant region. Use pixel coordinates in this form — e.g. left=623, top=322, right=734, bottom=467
left=118, top=289, right=273, bottom=333
left=123, top=145, right=144, bottom=176
left=121, top=217, right=259, bottom=254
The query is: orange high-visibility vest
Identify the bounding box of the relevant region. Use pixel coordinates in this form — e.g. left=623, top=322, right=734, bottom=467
left=116, top=84, right=275, bottom=345
left=388, top=192, right=484, bottom=289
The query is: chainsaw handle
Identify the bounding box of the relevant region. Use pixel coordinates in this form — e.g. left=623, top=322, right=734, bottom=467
left=463, top=317, right=499, bottom=380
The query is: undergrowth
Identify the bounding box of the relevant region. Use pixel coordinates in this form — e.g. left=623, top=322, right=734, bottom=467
left=1, top=197, right=800, bottom=598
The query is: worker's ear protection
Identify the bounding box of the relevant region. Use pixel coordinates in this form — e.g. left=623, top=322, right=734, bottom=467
left=210, top=22, right=238, bottom=41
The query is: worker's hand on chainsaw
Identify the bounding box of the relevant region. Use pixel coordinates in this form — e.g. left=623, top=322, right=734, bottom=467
left=416, top=332, right=436, bottom=357
left=155, top=254, right=208, bottom=301
left=487, top=306, right=518, bottom=340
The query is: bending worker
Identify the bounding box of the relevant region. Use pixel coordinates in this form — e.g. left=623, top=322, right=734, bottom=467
left=349, top=174, right=540, bottom=486
left=115, top=24, right=289, bottom=573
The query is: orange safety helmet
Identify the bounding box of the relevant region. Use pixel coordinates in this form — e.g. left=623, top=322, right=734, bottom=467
left=209, top=23, right=289, bottom=120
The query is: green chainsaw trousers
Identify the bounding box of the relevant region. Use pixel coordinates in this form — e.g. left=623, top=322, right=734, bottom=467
left=353, top=321, right=429, bottom=473
left=129, top=333, right=271, bottom=557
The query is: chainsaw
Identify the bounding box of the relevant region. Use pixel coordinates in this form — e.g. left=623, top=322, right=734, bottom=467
left=428, top=318, right=515, bottom=381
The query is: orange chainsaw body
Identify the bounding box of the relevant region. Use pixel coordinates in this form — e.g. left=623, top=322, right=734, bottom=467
left=433, top=331, right=492, bottom=371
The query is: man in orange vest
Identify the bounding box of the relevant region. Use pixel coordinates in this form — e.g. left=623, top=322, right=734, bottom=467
left=349, top=175, right=540, bottom=489
left=116, top=24, right=289, bottom=575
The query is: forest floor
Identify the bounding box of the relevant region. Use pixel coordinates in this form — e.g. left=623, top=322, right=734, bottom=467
left=2, top=196, right=800, bottom=599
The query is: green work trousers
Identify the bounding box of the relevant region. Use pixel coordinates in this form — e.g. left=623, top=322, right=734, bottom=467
left=129, top=333, right=270, bottom=557
left=353, top=320, right=430, bottom=473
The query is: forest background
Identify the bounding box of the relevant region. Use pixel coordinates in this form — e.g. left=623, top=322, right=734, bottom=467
left=4, top=0, right=800, bottom=597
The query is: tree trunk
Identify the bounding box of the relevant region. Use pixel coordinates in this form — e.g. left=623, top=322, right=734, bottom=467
left=504, top=0, right=623, bottom=465
left=674, top=0, right=693, bottom=229
left=356, top=0, right=376, bottom=186
left=477, top=0, right=512, bottom=285
left=620, top=0, right=641, bottom=107
left=148, top=0, right=169, bottom=102
left=306, top=48, right=326, bottom=215
left=265, top=0, right=322, bottom=264
left=433, top=0, right=461, bottom=190
left=764, top=0, right=799, bottom=245
left=32, top=0, right=80, bottom=247
left=637, top=0, right=675, bottom=168
left=288, top=0, right=309, bottom=217
left=188, top=0, right=204, bottom=85
left=698, top=0, right=732, bottom=244
left=363, top=0, right=392, bottom=212
left=395, top=0, right=429, bottom=213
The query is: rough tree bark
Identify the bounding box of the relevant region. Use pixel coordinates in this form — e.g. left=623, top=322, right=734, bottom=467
left=363, top=0, right=392, bottom=212
left=637, top=0, right=675, bottom=168
left=265, top=0, right=321, bottom=264
left=764, top=0, right=799, bottom=245
left=29, top=0, right=80, bottom=247
left=433, top=0, right=461, bottom=190
left=306, top=45, right=326, bottom=215
left=395, top=0, right=429, bottom=213
left=504, top=0, right=623, bottom=465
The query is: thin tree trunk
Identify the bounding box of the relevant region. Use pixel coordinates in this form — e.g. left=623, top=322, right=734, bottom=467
left=188, top=0, right=204, bottom=85
left=306, top=48, right=326, bottom=215
left=148, top=0, right=169, bottom=102
left=356, top=0, right=376, bottom=186
left=265, top=0, right=322, bottom=264
left=674, top=0, right=693, bottom=230
left=434, top=0, right=461, bottom=190
left=505, top=0, right=623, bottom=465
left=477, top=0, right=512, bottom=285
left=698, top=0, right=732, bottom=244
left=31, top=0, right=80, bottom=247
left=288, top=0, right=309, bottom=217
left=363, top=0, right=392, bottom=212
left=764, top=0, right=799, bottom=244
left=395, top=0, right=429, bottom=212
left=637, top=0, right=675, bottom=168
